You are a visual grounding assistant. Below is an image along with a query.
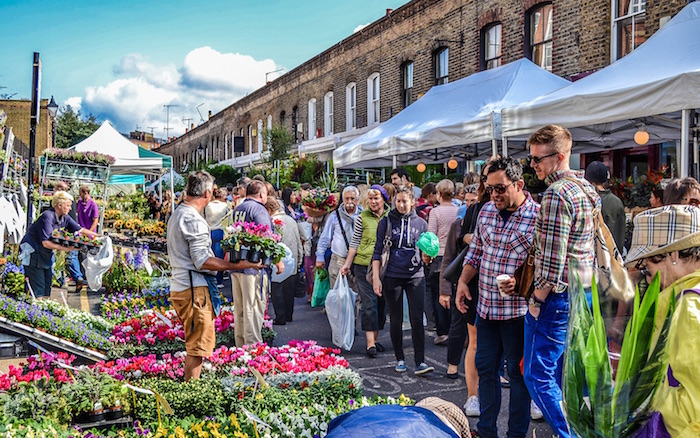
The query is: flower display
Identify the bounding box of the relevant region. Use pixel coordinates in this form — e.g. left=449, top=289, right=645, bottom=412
left=100, top=288, right=172, bottom=323
left=222, top=221, right=285, bottom=263
left=2, top=262, right=25, bottom=297
left=300, top=188, right=337, bottom=216
left=43, top=148, right=115, bottom=165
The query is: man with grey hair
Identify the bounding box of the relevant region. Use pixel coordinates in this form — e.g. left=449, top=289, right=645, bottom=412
left=168, top=170, right=262, bottom=380
left=316, top=185, right=362, bottom=289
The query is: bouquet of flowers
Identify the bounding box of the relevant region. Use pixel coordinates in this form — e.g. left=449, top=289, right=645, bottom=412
left=300, top=189, right=337, bottom=217
left=222, top=221, right=285, bottom=264
left=43, top=149, right=115, bottom=166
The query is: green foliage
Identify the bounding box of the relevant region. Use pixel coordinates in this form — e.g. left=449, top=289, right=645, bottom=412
left=204, top=164, right=241, bottom=188
left=564, top=272, right=676, bottom=437
left=63, top=368, right=114, bottom=415
left=1, top=378, right=71, bottom=423
left=54, top=106, right=100, bottom=149
left=263, top=125, right=295, bottom=164
left=317, top=172, right=338, bottom=191
left=290, top=155, right=325, bottom=186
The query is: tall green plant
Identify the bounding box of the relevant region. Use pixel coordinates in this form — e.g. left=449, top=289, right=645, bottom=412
left=564, top=272, right=676, bottom=437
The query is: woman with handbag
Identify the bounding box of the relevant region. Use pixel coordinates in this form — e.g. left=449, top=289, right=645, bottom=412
left=439, top=163, right=490, bottom=415
left=340, top=185, right=389, bottom=358
left=371, top=185, right=433, bottom=375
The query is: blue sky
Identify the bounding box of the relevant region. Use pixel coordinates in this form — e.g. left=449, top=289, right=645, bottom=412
left=1, top=0, right=407, bottom=137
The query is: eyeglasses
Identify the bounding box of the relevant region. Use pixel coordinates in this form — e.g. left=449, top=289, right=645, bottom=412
left=480, top=174, right=488, bottom=183
left=527, top=152, right=559, bottom=164
left=634, top=254, right=668, bottom=276
left=485, top=181, right=516, bottom=195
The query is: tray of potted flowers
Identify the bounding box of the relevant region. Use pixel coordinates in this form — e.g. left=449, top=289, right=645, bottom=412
left=300, top=188, right=337, bottom=218
left=51, top=230, right=104, bottom=254
left=222, top=221, right=285, bottom=265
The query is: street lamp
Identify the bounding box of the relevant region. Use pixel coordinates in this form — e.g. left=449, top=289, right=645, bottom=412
left=197, top=144, right=204, bottom=166
left=47, top=96, right=59, bottom=148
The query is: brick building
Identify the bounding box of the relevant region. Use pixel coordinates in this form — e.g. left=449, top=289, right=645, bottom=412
left=156, top=0, right=686, bottom=176
left=0, top=99, right=54, bottom=157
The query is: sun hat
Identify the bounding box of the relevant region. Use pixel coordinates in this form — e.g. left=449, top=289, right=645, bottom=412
left=625, top=205, right=700, bottom=267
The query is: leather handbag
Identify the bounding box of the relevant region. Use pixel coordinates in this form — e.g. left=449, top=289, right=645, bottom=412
left=514, top=244, right=536, bottom=300
left=366, top=218, right=392, bottom=284
left=442, top=245, right=469, bottom=285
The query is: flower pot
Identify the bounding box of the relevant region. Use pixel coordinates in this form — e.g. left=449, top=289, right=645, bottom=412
left=89, top=408, right=105, bottom=422
left=229, top=248, right=241, bottom=263
left=239, top=246, right=250, bottom=261
left=104, top=406, right=123, bottom=420
left=262, top=255, right=273, bottom=266
left=74, top=411, right=91, bottom=423
left=247, top=249, right=261, bottom=263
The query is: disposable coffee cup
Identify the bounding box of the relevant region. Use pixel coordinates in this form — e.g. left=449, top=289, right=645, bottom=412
left=496, top=274, right=511, bottom=298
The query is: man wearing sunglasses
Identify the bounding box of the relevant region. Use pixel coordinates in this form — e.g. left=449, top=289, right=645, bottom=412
left=455, top=157, right=540, bottom=438
left=522, top=125, right=600, bottom=438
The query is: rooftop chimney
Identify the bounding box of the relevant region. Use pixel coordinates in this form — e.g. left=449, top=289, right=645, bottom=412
left=208, top=110, right=212, bottom=119
left=191, top=123, right=195, bottom=130
left=386, top=8, right=393, bottom=16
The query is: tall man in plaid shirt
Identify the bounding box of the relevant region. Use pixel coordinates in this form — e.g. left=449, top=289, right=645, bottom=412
left=523, top=125, right=600, bottom=438
left=456, top=157, right=540, bottom=438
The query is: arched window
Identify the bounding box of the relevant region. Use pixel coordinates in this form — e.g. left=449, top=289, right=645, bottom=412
left=224, top=133, right=229, bottom=161
left=257, top=119, right=263, bottom=152
left=308, top=99, right=317, bottom=139
left=346, top=83, right=356, bottom=130
left=248, top=125, right=253, bottom=155
left=367, top=73, right=380, bottom=126
left=324, top=91, right=334, bottom=136
left=526, top=3, right=553, bottom=71
left=434, top=48, right=449, bottom=84
left=401, top=62, right=413, bottom=107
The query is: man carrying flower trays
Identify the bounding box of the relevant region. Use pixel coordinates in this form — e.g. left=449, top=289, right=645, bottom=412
left=167, top=171, right=263, bottom=381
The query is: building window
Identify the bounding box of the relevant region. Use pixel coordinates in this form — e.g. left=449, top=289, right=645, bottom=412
left=308, top=99, right=317, bottom=140
left=402, top=62, right=413, bottom=107
left=482, top=23, right=502, bottom=70
left=257, top=119, right=263, bottom=152
left=435, top=48, right=449, bottom=85
left=346, top=83, right=356, bottom=130
left=613, top=0, right=646, bottom=60
left=248, top=125, right=253, bottom=155
left=224, top=134, right=229, bottom=161
left=239, top=128, right=245, bottom=157
left=527, top=3, right=553, bottom=71
left=324, top=91, right=334, bottom=136
left=367, top=73, right=380, bottom=126
left=280, top=110, right=286, bottom=127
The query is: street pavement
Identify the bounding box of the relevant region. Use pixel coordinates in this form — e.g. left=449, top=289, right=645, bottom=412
left=53, top=278, right=554, bottom=437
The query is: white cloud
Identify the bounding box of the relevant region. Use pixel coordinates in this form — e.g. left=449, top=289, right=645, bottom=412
left=72, top=47, right=279, bottom=138
left=353, top=23, right=370, bottom=33
left=64, top=96, right=83, bottom=112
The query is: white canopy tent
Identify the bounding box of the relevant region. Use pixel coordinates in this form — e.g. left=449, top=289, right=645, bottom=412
left=333, top=59, right=570, bottom=169
left=501, top=2, right=700, bottom=174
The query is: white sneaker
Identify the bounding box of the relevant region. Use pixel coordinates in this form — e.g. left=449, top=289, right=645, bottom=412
left=463, top=395, right=480, bottom=417
left=530, top=401, right=544, bottom=420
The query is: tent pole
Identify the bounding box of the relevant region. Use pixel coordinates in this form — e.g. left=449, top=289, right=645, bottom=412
left=170, top=167, right=175, bottom=213
left=491, top=138, right=498, bottom=159
left=392, top=155, right=397, bottom=169
left=692, top=110, right=699, bottom=179
left=502, top=137, right=509, bottom=158
left=681, top=109, right=690, bottom=178
left=159, top=174, right=163, bottom=201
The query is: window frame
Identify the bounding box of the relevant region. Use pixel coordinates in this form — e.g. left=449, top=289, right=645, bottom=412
left=526, top=3, right=554, bottom=71
left=367, top=73, right=380, bottom=126
left=434, top=47, right=449, bottom=85
left=481, top=23, right=502, bottom=70
left=308, top=98, right=317, bottom=140
left=611, top=0, right=647, bottom=61
left=324, top=91, right=334, bottom=136
left=346, top=83, right=356, bottom=130
left=402, top=62, right=414, bottom=107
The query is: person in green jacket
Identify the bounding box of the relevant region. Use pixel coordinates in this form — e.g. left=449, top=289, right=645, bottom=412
left=341, top=185, right=389, bottom=358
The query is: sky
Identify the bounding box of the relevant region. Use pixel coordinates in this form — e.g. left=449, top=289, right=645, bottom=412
left=1, top=0, right=407, bottom=138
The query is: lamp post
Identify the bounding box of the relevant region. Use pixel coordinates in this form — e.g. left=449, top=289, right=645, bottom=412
left=47, top=96, right=58, bottom=148
left=197, top=144, right=204, bottom=167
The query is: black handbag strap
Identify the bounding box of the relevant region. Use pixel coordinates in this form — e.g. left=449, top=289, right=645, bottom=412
left=335, top=208, right=350, bottom=250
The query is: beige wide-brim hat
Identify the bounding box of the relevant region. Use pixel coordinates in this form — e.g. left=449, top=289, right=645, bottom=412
left=625, top=205, right=700, bottom=267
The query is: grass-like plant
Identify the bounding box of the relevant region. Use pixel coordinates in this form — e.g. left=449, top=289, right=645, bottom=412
left=564, top=272, right=676, bottom=437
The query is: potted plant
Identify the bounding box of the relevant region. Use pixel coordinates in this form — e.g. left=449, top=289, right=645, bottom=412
left=64, top=368, right=111, bottom=423
left=102, top=380, right=128, bottom=420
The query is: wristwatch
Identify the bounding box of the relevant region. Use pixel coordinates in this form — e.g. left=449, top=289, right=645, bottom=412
left=528, top=295, right=545, bottom=308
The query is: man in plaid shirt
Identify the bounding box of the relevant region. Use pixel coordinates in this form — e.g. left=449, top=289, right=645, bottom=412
left=523, top=125, right=599, bottom=438
left=456, top=157, right=540, bottom=438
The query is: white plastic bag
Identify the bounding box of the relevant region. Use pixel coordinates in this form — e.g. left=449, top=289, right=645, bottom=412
left=272, top=243, right=294, bottom=283
left=83, top=236, right=114, bottom=291
left=325, top=275, right=358, bottom=351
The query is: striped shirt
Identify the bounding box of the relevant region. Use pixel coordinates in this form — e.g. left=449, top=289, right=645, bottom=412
left=534, top=170, right=600, bottom=293
left=464, top=193, right=540, bottom=320
left=428, top=203, right=459, bottom=257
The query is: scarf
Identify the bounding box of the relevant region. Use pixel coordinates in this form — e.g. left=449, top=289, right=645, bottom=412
left=337, top=203, right=360, bottom=240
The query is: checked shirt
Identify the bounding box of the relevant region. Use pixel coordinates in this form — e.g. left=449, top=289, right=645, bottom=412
left=464, top=192, right=540, bottom=320
left=534, top=170, right=600, bottom=293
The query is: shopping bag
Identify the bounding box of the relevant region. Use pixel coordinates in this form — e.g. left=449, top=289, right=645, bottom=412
left=271, top=243, right=294, bottom=283
left=82, top=236, right=114, bottom=291
left=325, top=275, right=358, bottom=351
left=311, top=268, right=330, bottom=307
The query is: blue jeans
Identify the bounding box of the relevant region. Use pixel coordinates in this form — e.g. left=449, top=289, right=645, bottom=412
left=66, top=250, right=84, bottom=282
left=211, top=229, right=224, bottom=285
left=523, top=292, right=570, bottom=438
left=476, top=315, right=530, bottom=438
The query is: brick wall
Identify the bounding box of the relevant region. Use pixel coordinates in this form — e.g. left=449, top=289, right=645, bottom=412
left=156, top=0, right=687, bottom=170
left=0, top=99, right=53, bottom=157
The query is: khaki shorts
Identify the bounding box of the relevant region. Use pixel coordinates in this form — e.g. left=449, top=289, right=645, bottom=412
left=171, top=286, right=215, bottom=357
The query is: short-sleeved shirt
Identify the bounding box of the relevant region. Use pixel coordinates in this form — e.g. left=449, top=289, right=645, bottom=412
left=77, top=198, right=99, bottom=230
left=21, top=208, right=81, bottom=269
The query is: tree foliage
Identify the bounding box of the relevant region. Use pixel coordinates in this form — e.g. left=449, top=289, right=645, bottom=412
left=263, top=125, right=294, bottom=164
left=55, top=106, right=100, bottom=149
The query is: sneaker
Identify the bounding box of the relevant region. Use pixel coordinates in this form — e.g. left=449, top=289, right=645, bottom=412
left=414, top=363, right=434, bottom=375
left=463, top=395, right=480, bottom=417
left=530, top=401, right=544, bottom=420
left=395, top=360, right=407, bottom=373
left=433, top=334, right=448, bottom=345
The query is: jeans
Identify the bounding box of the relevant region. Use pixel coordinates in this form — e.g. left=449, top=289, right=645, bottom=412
left=523, top=292, right=570, bottom=438
left=476, top=316, right=530, bottom=438
left=447, top=291, right=468, bottom=366
left=271, top=273, right=297, bottom=323
left=383, top=276, right=426, bottom=366
left=353, top=264, right=386, bottom=332
left=211, top=229, right=224, bottom=285
left=25, top=264, right=53, bottom=298
left=66, top=250, right=84, bottom=282
left=429, top=263, right=450, bottom=336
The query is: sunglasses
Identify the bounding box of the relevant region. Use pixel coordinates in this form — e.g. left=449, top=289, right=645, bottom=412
left=485, top=181, right=516, bottom=195
left=527, top=152, right=559, bottom=164
left=634, top=254, right=668, bottom=276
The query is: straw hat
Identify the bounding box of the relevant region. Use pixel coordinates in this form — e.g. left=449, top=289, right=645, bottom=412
left=625, top=205, right=700, bottom=267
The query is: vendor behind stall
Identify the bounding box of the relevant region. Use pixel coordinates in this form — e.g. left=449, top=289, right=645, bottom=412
left=19, top=191, right=98, bottom=298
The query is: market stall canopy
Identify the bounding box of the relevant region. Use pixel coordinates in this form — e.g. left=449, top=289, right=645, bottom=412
left=333, top=59, right=570, bottom=169
left=501, top=2, right=700, bottom=151
left=70, top=121, right=172, bottom=183
left=145, top=170, right=184, bottom=193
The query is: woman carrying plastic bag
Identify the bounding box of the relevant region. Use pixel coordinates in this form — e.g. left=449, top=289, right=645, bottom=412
left=326, top=275, right=358, bottom=350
